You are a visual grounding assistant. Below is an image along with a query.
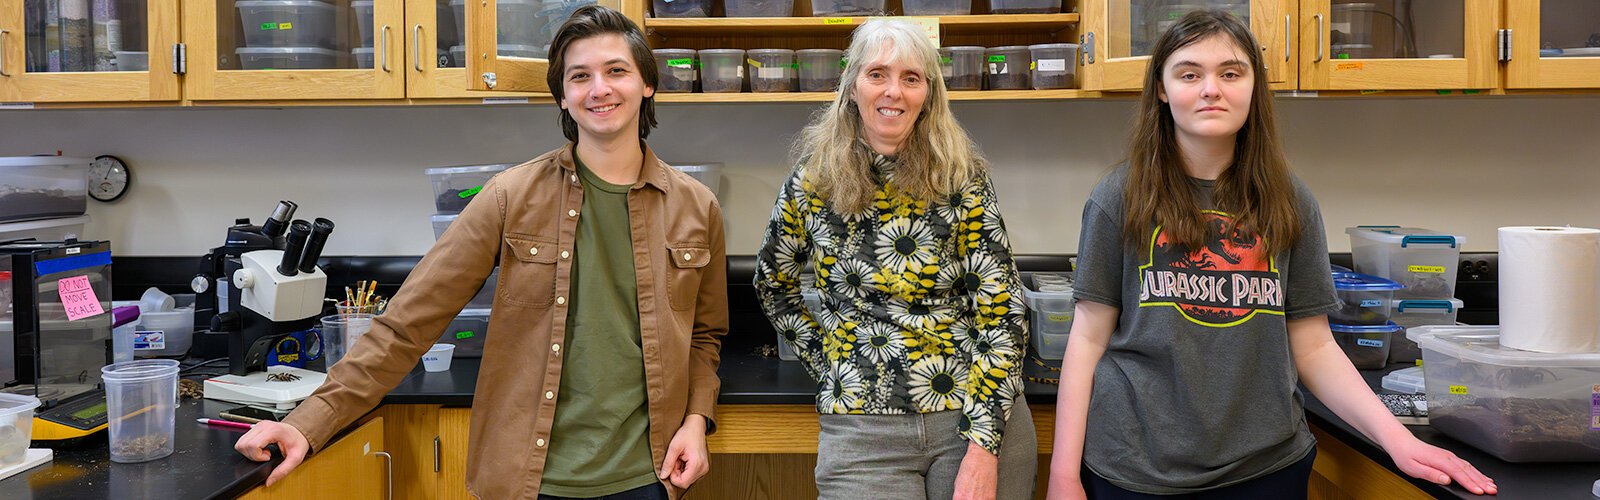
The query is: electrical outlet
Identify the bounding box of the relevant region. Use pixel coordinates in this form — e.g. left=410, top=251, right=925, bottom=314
left=1458, top=253, right=1496, bottom=282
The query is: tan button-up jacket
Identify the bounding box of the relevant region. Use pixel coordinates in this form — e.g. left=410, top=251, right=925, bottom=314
left=282, top=143, right=729, bottom=499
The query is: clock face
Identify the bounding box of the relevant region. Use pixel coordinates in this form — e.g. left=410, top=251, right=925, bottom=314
left=88, top=156, right=130, bottom=202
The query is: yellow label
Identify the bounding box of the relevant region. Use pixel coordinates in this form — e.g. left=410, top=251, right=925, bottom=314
left=1046, top=313, right=1072, bottom=322
left=746, top=58, right=762, bottom=68
left=823, top=17, right=853, bottom=25
left=1030, top=61, right=1037, bottom=70
left=1408, top=265, right=1447, bottom=273
left=1359, top=89, right=1384, bottom=95
left=1449, top=385, right=1469, bottom=395
left=278, top=22, right=293, bottom=30
left=1335, top=62, right=1364, bottom=71
left=1415, top=359, right=1423, bottom=366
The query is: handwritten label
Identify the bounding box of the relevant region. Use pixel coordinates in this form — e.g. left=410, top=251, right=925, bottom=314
left=1356, top=338, right=1384, bottom=348
left=1449, top=385, right=1469, bottom=395
left=58, top=275, right=105, bottom=321
left=1408, top=265, right=1446, bottom=274
left=1360, top=299, right=1382, bottom=307
left=279, top=22, right=293, bottom=30
left=892, top=16, right=940, bottom=47
left=260, top=22, right=276, bottom=30
left=666, top=58, right=694, bottom=69
left=457, top=186, right=483, bottom=199
left=987, top=55, right=1006, bottom=63
left=455, top=331, right=476, bottom=340
left=1046, top=313, right=1073, bottom=322
left=822, top=17, right=853, bottom=25
left=1037, top=59, right=1067, bottom=72
left=1335, top=62, right=1364, bottom=71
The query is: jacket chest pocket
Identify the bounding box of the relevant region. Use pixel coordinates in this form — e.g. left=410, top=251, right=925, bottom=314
left=500, top=236, right=559, bottom=307
left=666, top=244, right=710, bottom=311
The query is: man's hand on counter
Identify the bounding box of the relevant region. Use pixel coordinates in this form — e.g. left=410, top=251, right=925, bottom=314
left=233, top=421, right=312, bottom=487
left=660, top=414, right=710, bottom=488
left=1388, top=436, right=1498, bottom=496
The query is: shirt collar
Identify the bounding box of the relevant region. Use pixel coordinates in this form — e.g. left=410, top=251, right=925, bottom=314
left=556, top=141, right=670, bottom=192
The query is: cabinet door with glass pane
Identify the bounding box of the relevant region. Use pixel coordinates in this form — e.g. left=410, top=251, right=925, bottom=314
left=1299, top=0, right=1496, bottom=90
left=182, top=0, right=403, bottom=101
left=1505, top=0, right=1600, bottom=89
left=1081, top=0, right=1295, bottom=92
left=0, top=0, right=180, bottom=102
left=404, top=0, right=542, bottom=98
left=461, top=0, right=626, bottom=93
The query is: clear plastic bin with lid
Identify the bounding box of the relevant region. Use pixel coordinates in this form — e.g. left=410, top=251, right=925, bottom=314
left=1023, top=272, right=1074, bottom=361
left=1346, top=226, right=1464, bottom=299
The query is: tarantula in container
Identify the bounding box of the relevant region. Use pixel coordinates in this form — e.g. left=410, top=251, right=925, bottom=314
left=266, top=372, right=303, bottom=383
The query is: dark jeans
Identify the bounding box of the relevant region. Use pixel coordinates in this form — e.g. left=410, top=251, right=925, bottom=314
left=1083, top=447, right=1317, bottom=500
left=537, top=482, right=668, bottom=500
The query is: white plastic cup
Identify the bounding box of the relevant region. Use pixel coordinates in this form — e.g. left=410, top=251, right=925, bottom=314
left=422, top=343, right=456, bottom=372
left=320, top=314, right=374, bottom=367
left=140, top=287, right=174, bottom=313
left=101, top=359, right=180, bottom=463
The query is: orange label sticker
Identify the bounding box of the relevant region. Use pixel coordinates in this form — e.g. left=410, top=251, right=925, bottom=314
left=1335, top=62, right=1364, bottom=71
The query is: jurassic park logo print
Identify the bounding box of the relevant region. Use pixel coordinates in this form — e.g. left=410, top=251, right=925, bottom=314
left=1137, top=210, right=1284, bottom=327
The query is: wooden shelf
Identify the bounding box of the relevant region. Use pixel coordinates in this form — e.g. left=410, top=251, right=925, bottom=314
left=653, top=89, right=1100, bottom=102
left=645, top=13, right=1080, bottom=37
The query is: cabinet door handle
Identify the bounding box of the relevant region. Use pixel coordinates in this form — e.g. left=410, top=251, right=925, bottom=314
left=433, top=436, right=441, bottom=473
left=0, top=30, right=10, bottom=77
left=380, top=25, right=392, bottom=72
left=414, top=25, right=424, bottom=72
left=1314, top=14, right=1324, bottom=62
left=374, top=451, right=393, bottom=499
left=1285, top=14, right=1291, bottom=62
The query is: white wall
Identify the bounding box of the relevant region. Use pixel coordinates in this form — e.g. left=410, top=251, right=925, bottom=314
left=1, top=95, right=1597, bottom=256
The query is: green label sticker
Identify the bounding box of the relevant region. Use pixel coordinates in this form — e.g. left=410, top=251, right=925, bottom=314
left=1463, top=89, right=1481, bottom=95
left=1335, top=53, right=1350, bottom=59
left=987, top=55, right=1005, bottom=62
left=454, top=331, right=475, bottom=340
left=941, top=56, right=952, bottom=64
left=791, top=62, right=799, bottom=69
left=666, top=58, right=693, bottom=68
left=840, top=58, right=848, bottom=68
left=1436, top=89, right=1452, bottom=95
left=457, top=185, right=483, bottom=199
left=259, top=22, right=277, bottom=30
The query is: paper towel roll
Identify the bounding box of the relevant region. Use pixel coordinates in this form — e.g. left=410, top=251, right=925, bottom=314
left=1499, top=226, right=1600, bottom=353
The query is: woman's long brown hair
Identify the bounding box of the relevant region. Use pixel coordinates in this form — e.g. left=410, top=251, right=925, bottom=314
left=1123, top=10, right=1300, bottom=256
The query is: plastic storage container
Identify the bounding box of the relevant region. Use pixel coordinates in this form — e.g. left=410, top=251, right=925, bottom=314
left=440, top=308, right=489, bottom=357
left=432, top=214, right=457, bottom=240
left=809, top=0, right=884, bottom=16
left=652, top=0, right=710, bottom=17
left=1023, top=272, right=1074, bottom=360
left=1330, top=271, right=1403, bottom=325
left=236, top=0, right=338, bottom=49
left=903, top=0, right=968, bottom=15
left=0, top=393, right=40, bottom=468
left=1346, top=226, right=1464, bottom=299
left=988, top=0, right=1057, bottom=14
left=797, top=48, right=844, bottom=92
left=1388, top=298, right=1463, bottom=364
left=426, top=163, right=513, bottom=213
left=236, top=47, right=340, bottom=70
left=0, top=216, right=89, bottom=243
left=724, top=0, right=793, bottom=17
left=353, top=47, right=375, bottom=69
left=747, top=49, right=796, bottom=92
left=448, top=44, right=543, bottom=68
left=101, top=359, right=179, bottom=463
left=450, top=0, right=544, bottom=47
left=939, top=46, right=984, bottom=91
left=114, top=51, right=148, bottom=71
left=654, top=48, right=697, bottom=93
left=352, top=0, right=375, bottom=46
left=1411, top=325, right=1600, bottom=462
left=1331, top=43, right=1374, bottom=60
left=1027, top=43, right=1078, bottom=89
left=1329, top=322, right=1398, bottom=369
left=1381, top=366, right=1425, bottom=394
left=984, top=46, right=1031, bottom=90
left=1330, top=2, right=1375, bottom=46
left=672, top=163, right=723, bottom=193
left=698, top=49, right=745, bottom=93
left=0, top=156, right=89, bottom=223
left=133, top=307, right=195, bottom=358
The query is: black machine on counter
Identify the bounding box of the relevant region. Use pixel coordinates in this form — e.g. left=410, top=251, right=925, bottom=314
left=193, top=202, right=336, bottom=410
left=0, top=239, right=115, bottom=441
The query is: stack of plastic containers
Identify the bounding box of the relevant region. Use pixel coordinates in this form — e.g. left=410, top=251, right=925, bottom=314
left=353, top=0, right=375, bottom=68
left=1410, top=325, right=1600, bottom=462
left=725, top=0, right=793, bottom=16
left=235, top=0, right=340, bottom=69
left=1346, top=226, right=1466, bottom=366
left=652, top=0, right=712, bottom=17
left=1328, top=267, right=1403, bottom=369
left=426, top=164, right=513, bottom=355
left=1022, top=272, right=1074, bottom=361
left=449, top=0, right=591, bottom=67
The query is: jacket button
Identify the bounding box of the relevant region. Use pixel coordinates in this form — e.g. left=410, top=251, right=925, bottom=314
left=545, top=391, right=554, bottom=400
left=683, top=252, right=692, bottom=261
left=560, top=250, right=569, bottom=259
left=556, top=296, right=566, bottom=305
left=567, top=209, right=577, bottom=217
left=536, top=438, right=546, bottom=447
left=552, top=344, right=561, bottom=353
left=529, top=247, right=539, bottom=256
left=570, top=174, right=577, bottom=183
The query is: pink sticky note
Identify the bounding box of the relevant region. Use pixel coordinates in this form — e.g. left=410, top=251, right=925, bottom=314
left=58, top=275, right=106, bottom=321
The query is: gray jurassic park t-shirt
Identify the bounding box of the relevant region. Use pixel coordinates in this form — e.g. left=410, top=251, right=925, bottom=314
left=1073, top=165, right=1340, bottom=494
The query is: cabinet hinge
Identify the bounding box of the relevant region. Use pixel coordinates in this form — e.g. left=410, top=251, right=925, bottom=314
left=1498, top=29, right=1511, bottom=62
left=1083, top=32, right=1095, bottom=64
left=173, top=43, right=187, bottom=75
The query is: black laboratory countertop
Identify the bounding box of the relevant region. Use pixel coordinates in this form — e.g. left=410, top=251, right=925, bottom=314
left=5, top=353, right=1594, bottom=499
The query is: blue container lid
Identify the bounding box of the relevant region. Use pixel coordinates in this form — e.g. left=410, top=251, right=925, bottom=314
left=1330, top=321, right=1402, bottom=333
left=1332, top=272, right=1404, bottom=291
left=1330, top=264, right=1353, bottom=274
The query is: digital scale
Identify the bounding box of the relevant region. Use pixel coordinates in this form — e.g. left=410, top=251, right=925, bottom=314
left=32, top=392, right=108, bottom=441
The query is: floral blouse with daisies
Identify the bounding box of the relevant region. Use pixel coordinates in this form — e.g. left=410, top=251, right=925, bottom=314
left=753, top=153, right=1028, bottom=454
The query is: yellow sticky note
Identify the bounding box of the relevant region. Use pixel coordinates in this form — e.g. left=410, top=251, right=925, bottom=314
left=823, top=17, right=853, bottom=25
left=890, top=16, right=941, bottom=48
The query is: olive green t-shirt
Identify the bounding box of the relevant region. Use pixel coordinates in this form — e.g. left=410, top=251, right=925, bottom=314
left=538, top=156, right=658, bottom=497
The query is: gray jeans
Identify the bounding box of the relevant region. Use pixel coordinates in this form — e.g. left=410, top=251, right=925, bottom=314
left=815, top=397, right=1037, bottom=500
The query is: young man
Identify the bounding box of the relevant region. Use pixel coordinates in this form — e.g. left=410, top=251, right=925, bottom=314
left=233, top=7, right=729, bottom=499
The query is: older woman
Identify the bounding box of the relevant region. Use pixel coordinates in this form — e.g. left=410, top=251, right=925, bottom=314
left=753, top=19, right=1035, bottom=500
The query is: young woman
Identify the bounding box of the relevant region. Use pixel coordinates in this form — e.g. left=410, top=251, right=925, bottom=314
left=754, top=19, right=1035, bottom=500
left=1046, top=11, right=1496, bottom=499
